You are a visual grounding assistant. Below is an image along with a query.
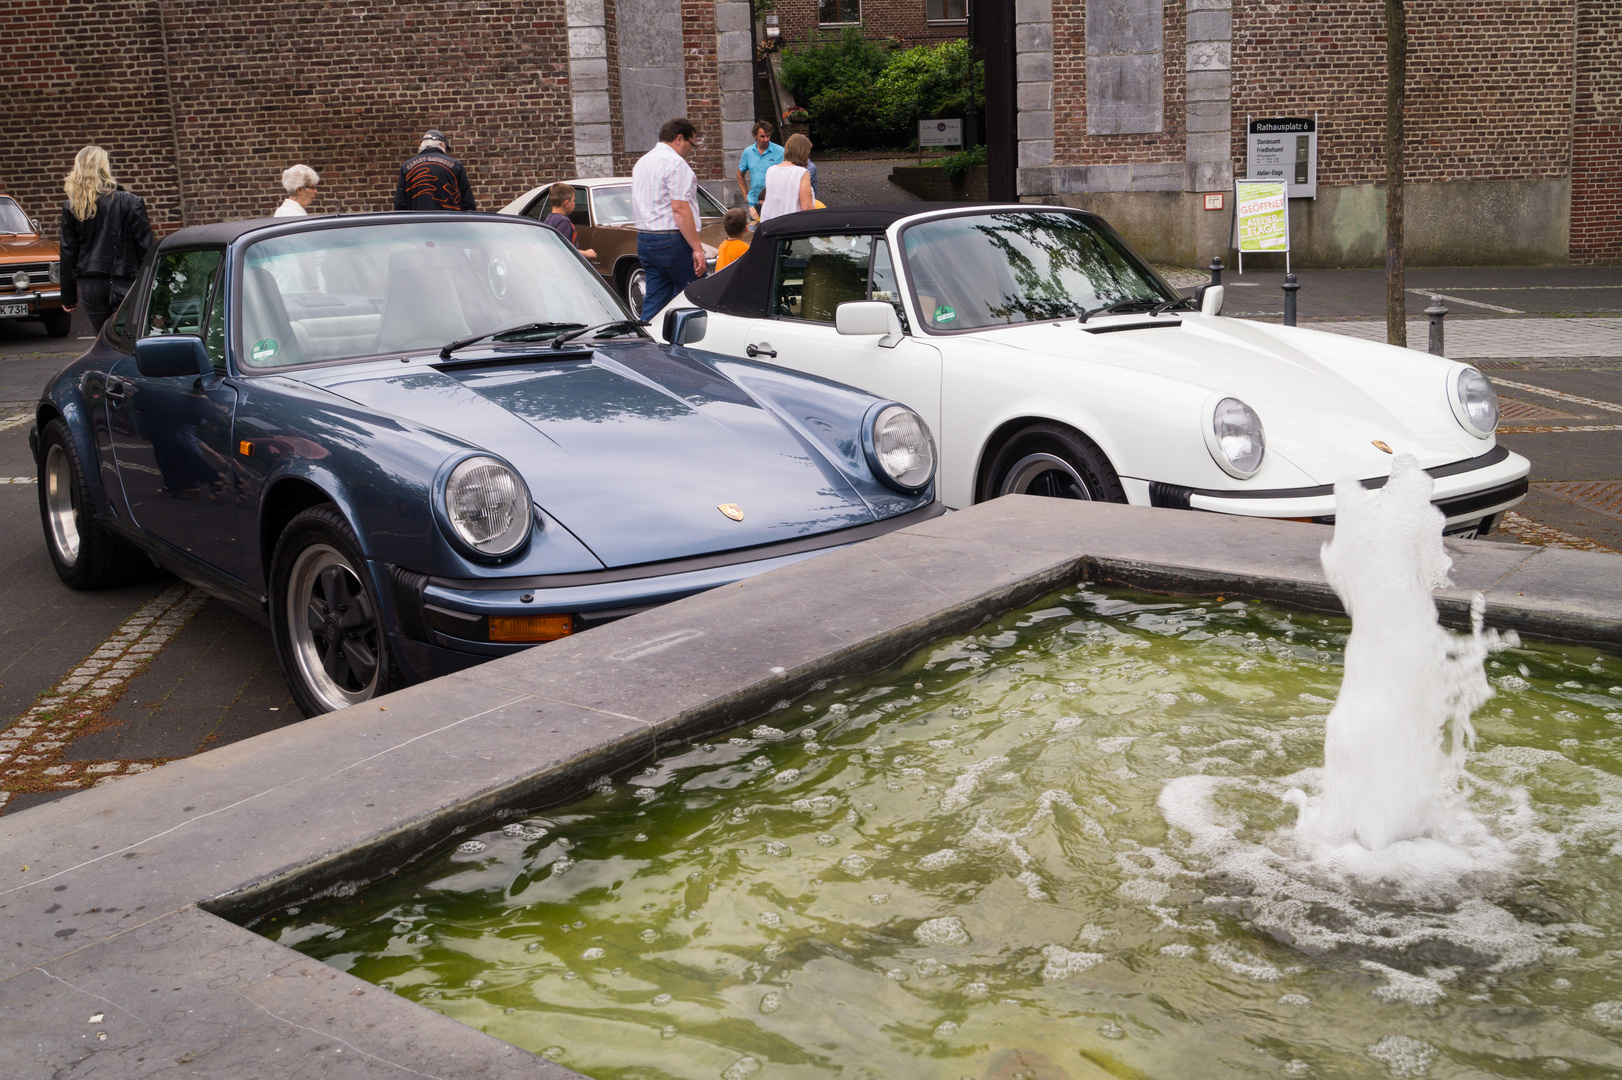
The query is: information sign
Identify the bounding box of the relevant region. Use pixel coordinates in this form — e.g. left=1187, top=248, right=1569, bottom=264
left=1233, top=179, right=1290, bottom=273
left=1247, top=117, right=1317, bottom=199
left=918, top=119, right=963, bottom=149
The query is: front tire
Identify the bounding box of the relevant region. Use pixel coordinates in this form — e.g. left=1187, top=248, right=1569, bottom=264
left=270, top=505, right=395, bottom=717
left=38, top=418, right=149, bottom=589
left=40, top=310, right=72, bottom=338
left=978, top=423, right=1127, bottom=504
left=620, top=261, right=646, bottom=315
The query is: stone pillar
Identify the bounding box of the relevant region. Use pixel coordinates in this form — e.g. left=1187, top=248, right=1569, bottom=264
left=567, top=0, right=614, bottom=177
left=1014, top=0, right=1054, bottom=193
left=715, top=1, right=754, bottom=204
left=1185, top=0, right=1232, bottom=193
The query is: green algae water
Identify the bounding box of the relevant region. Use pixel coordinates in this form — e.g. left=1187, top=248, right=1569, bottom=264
left=267, top=588, right=1622, bottom=1079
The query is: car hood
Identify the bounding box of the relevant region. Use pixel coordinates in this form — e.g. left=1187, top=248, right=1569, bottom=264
left=981, top=315, right=1490, bottom=483
left=304, top=345, right=881, bottom=567
left=0, top=233, right=58, bottom=261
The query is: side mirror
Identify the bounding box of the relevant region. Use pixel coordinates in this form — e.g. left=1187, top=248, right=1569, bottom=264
left=835, top=301, right=903, bottom=348
left=135, top=335, right=213, bottom=378
left=29, top=217, right=41, bottom=235
left=661, top=307, right=708, bottom=347
left=1199, top=284, right=1225, bottom=317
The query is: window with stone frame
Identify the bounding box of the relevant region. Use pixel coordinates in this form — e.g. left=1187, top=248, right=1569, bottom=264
left=927, top=0, right=968, bottom=22
left=818, top=0, right=859, bottom=25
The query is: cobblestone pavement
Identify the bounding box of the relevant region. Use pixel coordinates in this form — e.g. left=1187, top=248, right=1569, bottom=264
left=1316, top=317, right=1622, bottom=359
left=812, top=157, right=926, bottom=206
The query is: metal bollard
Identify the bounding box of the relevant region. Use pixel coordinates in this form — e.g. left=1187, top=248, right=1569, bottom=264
left=1208, top=256, right=1224, bottom=287
left=1426, top=295, right=1448, bottom=356
left=1282, top=272, right=1300, bottom=327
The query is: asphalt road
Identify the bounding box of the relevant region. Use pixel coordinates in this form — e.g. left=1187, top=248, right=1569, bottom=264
left=1, top=271, right=1618, bottom=816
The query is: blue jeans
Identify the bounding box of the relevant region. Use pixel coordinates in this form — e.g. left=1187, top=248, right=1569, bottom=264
left=637, top=231, right=698, bottom=322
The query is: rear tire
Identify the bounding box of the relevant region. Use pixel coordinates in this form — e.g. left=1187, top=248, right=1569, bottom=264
left=38, top=418, right=150, bottom=589
left=269, top=505, right=398, bottom=717
left=977, top=423, right=1127, bottom=504
left=40, top=310, right=72, bottom=338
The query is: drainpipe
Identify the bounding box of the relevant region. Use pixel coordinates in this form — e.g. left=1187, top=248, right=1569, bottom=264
left=153, top=0, right=189, bottom=228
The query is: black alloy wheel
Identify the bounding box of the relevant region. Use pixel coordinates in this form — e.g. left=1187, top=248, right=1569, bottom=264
left=270, top=505, right=396, bottom=717
left=978, top=423, right=1127, bottom=504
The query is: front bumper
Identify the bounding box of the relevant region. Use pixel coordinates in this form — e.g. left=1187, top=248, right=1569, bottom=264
left=0, top=287, right=63, bottom=314
left=384, top=502, right=948, bottom=670
left=1147, top=444, right=1529, bottom=531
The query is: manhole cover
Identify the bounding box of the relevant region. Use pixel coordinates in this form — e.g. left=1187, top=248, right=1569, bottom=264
left=1498, top=396, right=1582, bottom=422
left=1536, top=481, right=1622, bottom=521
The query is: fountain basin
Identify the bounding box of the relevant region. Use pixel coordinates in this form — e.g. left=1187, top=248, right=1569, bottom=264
left=1, top=498, right=1618, bottom=1078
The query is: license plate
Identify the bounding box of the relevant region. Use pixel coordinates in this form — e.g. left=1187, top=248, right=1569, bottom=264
left=0, top=302, right=28, bottom=318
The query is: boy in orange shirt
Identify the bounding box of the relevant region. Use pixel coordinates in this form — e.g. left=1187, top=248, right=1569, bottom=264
left=715, top=208, right=750, bottom=271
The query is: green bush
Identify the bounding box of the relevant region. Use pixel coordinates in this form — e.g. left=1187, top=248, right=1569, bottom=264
left=941, top=143, right=986, bottom=183
left=781, top=31, right=983, bottom=151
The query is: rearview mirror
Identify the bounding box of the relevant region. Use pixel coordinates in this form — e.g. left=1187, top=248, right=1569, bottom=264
left=835, top=301, right=903, bottom=348
left=1199, top=285, right=1224, bottom=317
left=661, top=307, right=708, bottom=346
left=135, top=335, right=213, bottom=378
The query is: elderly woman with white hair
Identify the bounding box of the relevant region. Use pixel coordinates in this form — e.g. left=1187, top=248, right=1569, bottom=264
left=274, top=164, right=320, bottom=216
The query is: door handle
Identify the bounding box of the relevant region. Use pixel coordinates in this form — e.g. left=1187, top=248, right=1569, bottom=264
left=746, top=342, right=777, bottom=359
left=105, top=377, right=130, bottom=401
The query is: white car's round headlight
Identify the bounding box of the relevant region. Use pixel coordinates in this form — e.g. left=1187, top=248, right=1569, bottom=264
left=1206, top=396, right=1265, bottom=478
left=444, top=456, right=531, bottom=557
left=1450, top=366, right=1498, bottom=437
left=866, top=404, right=935, bottom=492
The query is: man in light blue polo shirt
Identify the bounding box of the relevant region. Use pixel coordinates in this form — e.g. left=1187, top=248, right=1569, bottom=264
left=736, top=120, right=783, bottom=217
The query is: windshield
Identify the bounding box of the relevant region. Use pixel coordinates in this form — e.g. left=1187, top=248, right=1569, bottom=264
left=238, top=220, right=627, bottom=368
left=0, top=198, right=33, bottom=234
left=592, top=184, right=726, bottom=226
left=899, top=211, right=1176, bottom=331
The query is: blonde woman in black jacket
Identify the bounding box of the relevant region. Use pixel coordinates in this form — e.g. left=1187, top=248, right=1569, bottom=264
left=60, top=146, right=154, bottom=332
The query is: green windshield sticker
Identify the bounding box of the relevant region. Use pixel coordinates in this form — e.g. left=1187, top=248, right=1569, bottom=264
left=933, top=305, right=956, bottom=324
left=250, top=338, right=279, bottom=363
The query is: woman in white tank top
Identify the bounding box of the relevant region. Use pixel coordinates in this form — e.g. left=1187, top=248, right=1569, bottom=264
left=758, top=133, right=815, bottom=222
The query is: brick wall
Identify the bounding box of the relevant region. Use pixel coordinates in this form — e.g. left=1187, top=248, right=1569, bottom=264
left=1230, top=0, right=1575, bottom=188
left=1050, top=0, right=1187, bottom=166
left=1572, top=0, right=1622, bottom=262
left=3, top=0, right=576, bottom=239
left=772, top=0, right=967, bottom=50
left=681, top=0, right=725, bottom=179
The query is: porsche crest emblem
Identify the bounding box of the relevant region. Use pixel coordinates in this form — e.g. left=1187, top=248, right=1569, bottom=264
left=1372, top=440, right=1394, bottom=454
left=718, top=503, right=744, bottom=521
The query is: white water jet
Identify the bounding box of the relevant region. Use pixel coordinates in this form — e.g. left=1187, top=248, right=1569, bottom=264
left=1290, top=456, right=1504, bottom=862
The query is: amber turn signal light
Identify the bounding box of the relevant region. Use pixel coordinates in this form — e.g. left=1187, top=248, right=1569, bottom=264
left=488, top=614, right=573, bottom=643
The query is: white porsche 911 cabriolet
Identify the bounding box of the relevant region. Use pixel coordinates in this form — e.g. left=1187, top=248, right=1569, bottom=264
left=655, top=205, right=1528, bottom=536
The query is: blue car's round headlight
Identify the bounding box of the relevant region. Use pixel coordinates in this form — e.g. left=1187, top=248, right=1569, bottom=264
left=443, top=455, right=531, bottom=557
left=864, top=404, right=935, bottom=493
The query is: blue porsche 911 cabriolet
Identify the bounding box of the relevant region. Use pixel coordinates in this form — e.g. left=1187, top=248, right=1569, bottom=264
left=32, top=213, right=940, bottom=715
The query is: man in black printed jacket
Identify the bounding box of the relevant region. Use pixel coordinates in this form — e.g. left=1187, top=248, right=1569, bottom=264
left=393, top=129, right=476, bottom=212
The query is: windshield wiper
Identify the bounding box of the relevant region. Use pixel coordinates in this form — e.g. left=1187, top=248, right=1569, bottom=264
left=1076, top=298, right=1162, bottom=323
left=1150, top=296, right=1196, bottom=315
left=440, top=322, right=586, bottom=359
left=550, top=318, right=648, bottom=349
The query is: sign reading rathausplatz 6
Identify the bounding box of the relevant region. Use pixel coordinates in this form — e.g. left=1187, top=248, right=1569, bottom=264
left=1233, top=179, right=1289, bottom=272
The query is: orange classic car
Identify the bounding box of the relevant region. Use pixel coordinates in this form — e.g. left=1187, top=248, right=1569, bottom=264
left=0, top=194, right=69, bottom=337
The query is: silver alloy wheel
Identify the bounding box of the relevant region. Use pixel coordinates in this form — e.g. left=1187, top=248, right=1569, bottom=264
left=625, top=266, right=646, bottom=316
left=285, top=543, right=382, bottom=713
left=997, top=452, right=1094, bottom=500
left=43, top=443, right=80, bottom=563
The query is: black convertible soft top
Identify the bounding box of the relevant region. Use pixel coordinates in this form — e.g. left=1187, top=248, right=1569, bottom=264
left=685, top=203, right=982, bottom=318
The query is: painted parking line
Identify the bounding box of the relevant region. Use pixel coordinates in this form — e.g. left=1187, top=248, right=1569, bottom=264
left=0, top=582, right=209, bottom=813
left=1498, top=425, right=1622, bottom=434
left=0, top=413, right=32, bottom=432
left=0, top=476, right=36, bottom=484
left=1408, top=289, right=1522, bottom=314
left=1492, top=378, right=1622, bottom=416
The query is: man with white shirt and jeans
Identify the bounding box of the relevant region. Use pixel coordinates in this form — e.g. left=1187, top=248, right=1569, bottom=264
left=631, top=117, right=707, bottom=321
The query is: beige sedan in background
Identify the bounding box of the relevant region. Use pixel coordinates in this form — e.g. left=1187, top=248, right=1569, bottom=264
left=498, top=177, right=743, bottom=315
